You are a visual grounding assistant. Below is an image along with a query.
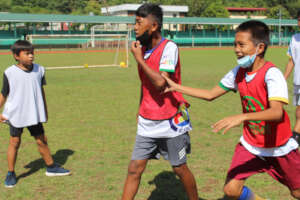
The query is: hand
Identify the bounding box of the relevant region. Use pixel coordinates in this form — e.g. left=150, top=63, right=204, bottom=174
left=212, top=114, right=246, bottom=135
left=131, top=41, right=143, bottom=63
left=161, top=73, right=178, bottom=93
left=0, top=114, right=7, bottom=123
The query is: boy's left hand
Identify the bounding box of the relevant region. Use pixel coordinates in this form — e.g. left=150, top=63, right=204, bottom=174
left=212, top=114, right=246, bottom=135
left=162, top=73, right=177, bottom=93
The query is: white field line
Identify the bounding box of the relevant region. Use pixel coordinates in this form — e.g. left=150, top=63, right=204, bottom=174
left=45, top=65, right=121, bottom=70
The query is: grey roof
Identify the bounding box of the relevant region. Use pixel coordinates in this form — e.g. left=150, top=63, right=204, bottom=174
left=0, top=12, right=297, bottom=26
left=165, top=17, right=298, bottom=26
left=101, top=4, right=188, bottom=14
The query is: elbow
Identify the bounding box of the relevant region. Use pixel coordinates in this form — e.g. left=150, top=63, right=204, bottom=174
left=206, top=97, right=215, bottom=102
left=153, top=80, right=167, bottom=92
left=273, top=109, right=284, bottom=121
left=204, top=94, right=216, bottom=102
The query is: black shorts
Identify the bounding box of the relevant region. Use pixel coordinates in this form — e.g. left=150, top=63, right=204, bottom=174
left=9, top=122, right=45, bottom=137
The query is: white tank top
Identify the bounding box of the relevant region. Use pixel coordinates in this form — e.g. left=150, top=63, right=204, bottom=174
left=2, top=64, right=47, bottom=127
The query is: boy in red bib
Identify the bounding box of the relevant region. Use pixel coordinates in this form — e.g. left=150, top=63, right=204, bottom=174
left=121, top=3, right=198, bottom=200
left=163, top=20, right=300, bottom=199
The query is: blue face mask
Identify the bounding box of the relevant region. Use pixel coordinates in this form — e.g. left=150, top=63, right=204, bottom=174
left=237, top=54, right=256, bottom=68
left=237, top=46, right=260, bottom=68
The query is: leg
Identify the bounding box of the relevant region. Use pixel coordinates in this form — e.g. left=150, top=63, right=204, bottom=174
left=294, top=106, right=300, bottom=132
left=34, top=134, right=54, bottom=166
left=122, top=134, right=159, bottom=200
left=165, top=133, right=198, bottom=200
left=224, top=179, right=267, bottom=200
left=172, top=164, right=198, bottom=200
left=28, top=123, right=53, bottom=166
left=291, top=188, right=300, bottom=199
left=30, top=124, right=70, bottom=176
left=7, top=136, right=21, bottom=172
left=267, top=149, right=300, bottom=200
left=223, top=179, right=245, bottom=200
left=293, top=106, right=300, bottom=144
left=293, top=93, right=300, bottom=144
left=224, top=143, right=269, bottom=200
left=121, top=159, right=148, bottom=200
left=5, top=136, right=21, bottom=187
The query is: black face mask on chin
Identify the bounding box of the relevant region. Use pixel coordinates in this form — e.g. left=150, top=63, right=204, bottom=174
left=136, top=30, right=152, bottom=46
left=24, top=64, right=33, bottom=71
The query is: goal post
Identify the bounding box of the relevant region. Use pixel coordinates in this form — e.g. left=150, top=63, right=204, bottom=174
left=27, top=33, right=129, bottom=70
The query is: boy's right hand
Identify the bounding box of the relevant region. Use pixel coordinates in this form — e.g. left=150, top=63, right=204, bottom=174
left=131, top=41, right=143, bottom=64
left=162, top=73, right=177, bottom=93
left=0, top=114, right=7, bottom=123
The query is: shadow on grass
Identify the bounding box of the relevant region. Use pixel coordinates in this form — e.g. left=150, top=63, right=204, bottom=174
left=17, top=149, right=74, bottom=181
left=147, top=171, right=207, bottom=200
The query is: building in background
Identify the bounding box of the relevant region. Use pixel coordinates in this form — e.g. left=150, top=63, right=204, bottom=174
left=226, top=7, right=267, bottom=19
left=101, top=4, right=188, bottom=31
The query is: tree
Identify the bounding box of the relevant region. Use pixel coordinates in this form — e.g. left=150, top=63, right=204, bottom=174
left=201, top=2, right=229, bottom=18
left=266, top=5, right=290, bottom=19
left=285, top=0, right=300, bottom=18
left=84, top=0, right=102, bottom=15
left=0, top=0, right=12, bottom=12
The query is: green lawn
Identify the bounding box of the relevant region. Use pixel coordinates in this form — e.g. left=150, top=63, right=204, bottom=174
left=0, top=47, right=296, bottom=200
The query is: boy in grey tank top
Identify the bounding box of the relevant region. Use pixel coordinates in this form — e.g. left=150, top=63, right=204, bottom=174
left=0, top=40, right=71, bottom=188
left=284, top=10, right=300, bottom=144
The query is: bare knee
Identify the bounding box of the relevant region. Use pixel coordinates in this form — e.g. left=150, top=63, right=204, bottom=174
left=223, top=183, right=243, bottom=199
left=127, top=160, right=146, bottom=179
left=296, top=107, right=300, bottom=119
left=172, top=163, right=188, bottom=177
left=9, top=137, right=21, bottom=149
left=291, top=189, right=300, bottom=199
left=35, top=135, right=48, bottom=147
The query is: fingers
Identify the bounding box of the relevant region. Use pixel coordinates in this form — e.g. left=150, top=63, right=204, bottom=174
left=161, top=74, right=173, bottom=93
left=161, top=73, right=174, bottom=86
left=161, top=73, right=171, bottom=81
left=136, top=40, right=141, bottom=47
left=131, top=41, right=141, bottom=49
left=212, top=119, right=225, bottom=133
left=212, top=119, right=233, bottom=135
left=0, top=116, right=7, bottom=123
left=163, top=87, right=172, bottom=93
left=161, top=73, right=168, bottom=79
left=131, top=41, right=137, bottom=49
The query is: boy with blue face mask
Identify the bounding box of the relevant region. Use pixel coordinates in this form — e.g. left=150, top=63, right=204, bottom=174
left=162, top=20, right=300, bottom=199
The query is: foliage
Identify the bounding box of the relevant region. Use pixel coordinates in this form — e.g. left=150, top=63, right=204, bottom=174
left=266, top=5, right=291, bottom=19
left=201, top=2, right=229, bottom=18
left=0, top=0, right=299, bottom=19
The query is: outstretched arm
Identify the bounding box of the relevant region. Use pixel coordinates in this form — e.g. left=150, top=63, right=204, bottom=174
left=162, top=73, right=227, bottom=101
left=131, top=40, right=169, bottom=91
left=212, top=100, right=284, bottom=135
left=284, top=58, right=294, bottom=79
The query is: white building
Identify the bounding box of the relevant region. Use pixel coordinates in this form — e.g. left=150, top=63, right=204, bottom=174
left=101, top=4, right=188, bottom=31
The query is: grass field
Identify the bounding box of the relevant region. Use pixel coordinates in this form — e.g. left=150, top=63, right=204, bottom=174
left=0, top=47, right=296, bottom=200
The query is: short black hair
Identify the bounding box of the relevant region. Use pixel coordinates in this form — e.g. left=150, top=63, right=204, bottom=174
left=136, top=3, right=163, bottom=32
left=236, top=20, right=270, bottom=56
left=11, top=40, right=34, bottom=56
